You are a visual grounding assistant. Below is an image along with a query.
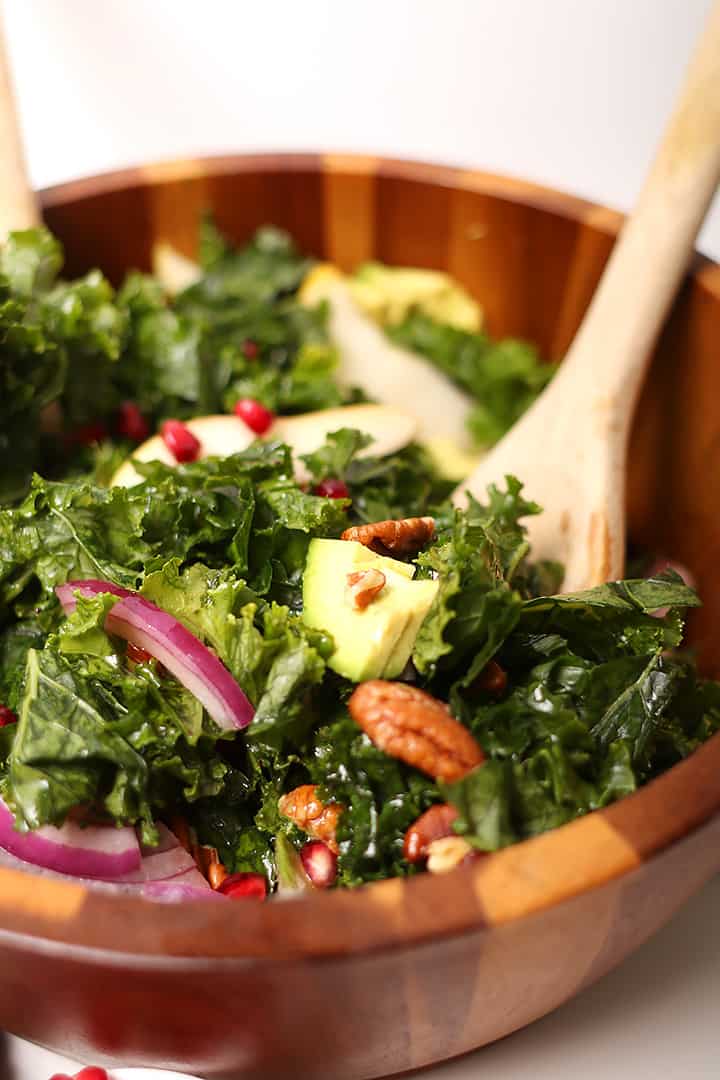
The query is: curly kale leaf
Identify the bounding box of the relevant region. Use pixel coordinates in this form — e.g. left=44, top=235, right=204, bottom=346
left=412, top=477, right=542, bottom=682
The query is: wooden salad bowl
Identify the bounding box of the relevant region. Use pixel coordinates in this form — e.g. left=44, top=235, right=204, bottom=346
left=2, top=155, right=720, bottom=1078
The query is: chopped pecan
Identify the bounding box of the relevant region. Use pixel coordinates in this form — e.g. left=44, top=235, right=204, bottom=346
left=426, top=835, right=476, bottom=874
left=471, top=659, right=508, bottom=697
left=169, top=816, right=193, bottom=853
left=347, top=568, right=386, bottom=609
left=348, top=681, right=484, bottom=781
left=341, top=516, right=435, bottom=556
left=191, top=841, right=227, bottom=884
left=170, top=817, right=229, bottom=887
left=278, top=784, right=343, bottom=854
left=169, top=816, right=227, bottom=885
left=403, top=803, right=459, bottom=863
left=191, top=841, right=208, bottom=873
left=208, top=856, right=228, bottom=890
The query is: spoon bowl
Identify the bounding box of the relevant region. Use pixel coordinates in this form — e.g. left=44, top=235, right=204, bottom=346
left=455, top=1, right=720, bottom=591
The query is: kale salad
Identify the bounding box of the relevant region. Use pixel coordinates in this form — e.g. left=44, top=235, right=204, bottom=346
left=0, top=219, right=717, bottom=901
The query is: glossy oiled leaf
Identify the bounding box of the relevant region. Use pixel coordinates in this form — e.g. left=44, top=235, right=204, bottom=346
left=440, top=761, right=516, bottom=850
left=9, top=647, right=150, bottom=830
left=6, top=641, right=228, bottom=842
left=310, top=713, right=438, bottom=885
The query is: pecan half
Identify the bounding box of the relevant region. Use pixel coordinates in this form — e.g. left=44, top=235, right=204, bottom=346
left=278, top=784, right=343, bottom=853
left=426, top=835, right=475, bottom=874
left=403, top=803, right=459, bottom=863
left=348, top=681, right=484, bottom=781
left=347, top=568, right=386, bottom=609
left=341, top=516, right=435, bottom=556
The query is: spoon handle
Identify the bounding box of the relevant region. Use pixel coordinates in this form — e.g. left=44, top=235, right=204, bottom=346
left=0, top=11, right=39, bottom=236
left=556, top=0, right=720, bottom=421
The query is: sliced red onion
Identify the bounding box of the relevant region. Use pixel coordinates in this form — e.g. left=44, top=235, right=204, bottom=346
left=139, top=821, right=182, bottom=856
left=0, top=825, right=209, bottom=890
left=0, top=798, right=141, bottom=879
left=166, top=865, right=216, bottom=889
left=142, top=879, right=228, bottom=903
left=116, top=842, right=195, bottom=882
left=0, top=849, right=222, bottom=902
left=55, top=578, right=133, bottom=614
left=56, top=583, right=253, bottom=731
left=0, top=847, right=152, bottom=896
left=105, top=595, right=254, bottom=731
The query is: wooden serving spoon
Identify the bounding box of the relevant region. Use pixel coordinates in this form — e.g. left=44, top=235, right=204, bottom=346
left=0, top=13, right=38, bottom=235
left=454, top=1, right=720, bottom=593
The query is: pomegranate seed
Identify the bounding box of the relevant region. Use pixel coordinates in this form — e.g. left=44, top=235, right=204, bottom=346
left=233, top=398, right=275, bottom=435
left=300, top=840, right=338, bottom=887
left=126, top=641, right=154, bottom=666
left=314, top=478, right=349, bottom=499
left=242, top=338, right=259, bottom=359
left=74, top=1068, right=109, bottom=1080
left=0, top=705, right=17, bottom=727
left=116, top=400, right=149, bottom=442
left=217, top=871, right=267, bottom=900
left=161, top=419, right=201, bottom=463
left=470, top=659, right=508, bottom=697
left=65, top=421, right=109, bottom=447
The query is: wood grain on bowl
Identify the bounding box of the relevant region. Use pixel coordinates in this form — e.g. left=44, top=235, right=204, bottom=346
left=0, top=154, right=717, bottom=1079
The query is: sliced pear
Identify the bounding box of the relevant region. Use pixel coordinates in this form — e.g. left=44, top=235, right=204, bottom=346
left=301, top=276, right=473, bottom=447
left=111, top=404, right=418, bottom=488
left=111, top=415, right=255, bottom=487
left=152, top=242, right=202, bottom=295
left=423, top=437, right=485, bottom=482
left=273, top=404, right=416, bottom=482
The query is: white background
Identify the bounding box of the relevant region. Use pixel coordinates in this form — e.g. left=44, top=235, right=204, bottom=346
left=3, top=0, right=720, bottom=256
left=3, top=0, right=720, bottom=1077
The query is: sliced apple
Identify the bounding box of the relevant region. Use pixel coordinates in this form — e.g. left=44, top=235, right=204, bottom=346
left=300, top=274, right=473, bottom=447
left=274, top=404, right=417, bottom=483
left=152, top=243, right=202, bottom=295
left=111, top=415, right=254, bottom=487
left=110, top=404, right=418, bottom=488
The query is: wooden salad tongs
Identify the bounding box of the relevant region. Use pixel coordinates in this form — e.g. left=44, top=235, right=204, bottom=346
left=0, top=12, right=38, bottom=235
left=454, top=1, right=720, bottom=593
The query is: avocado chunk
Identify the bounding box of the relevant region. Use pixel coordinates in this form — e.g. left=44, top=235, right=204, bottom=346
left=302, top=539, right=438, bottom=682
left=349, top=262, right=482, bottom=332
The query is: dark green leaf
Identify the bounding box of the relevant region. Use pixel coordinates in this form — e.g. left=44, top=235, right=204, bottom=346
left=441, top=760, right=516, bottom=850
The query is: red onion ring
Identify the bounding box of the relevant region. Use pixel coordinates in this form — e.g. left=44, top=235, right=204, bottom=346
left=0, top=798, right=141, bottom=879
left=105, top=595, right=254, bottom=731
